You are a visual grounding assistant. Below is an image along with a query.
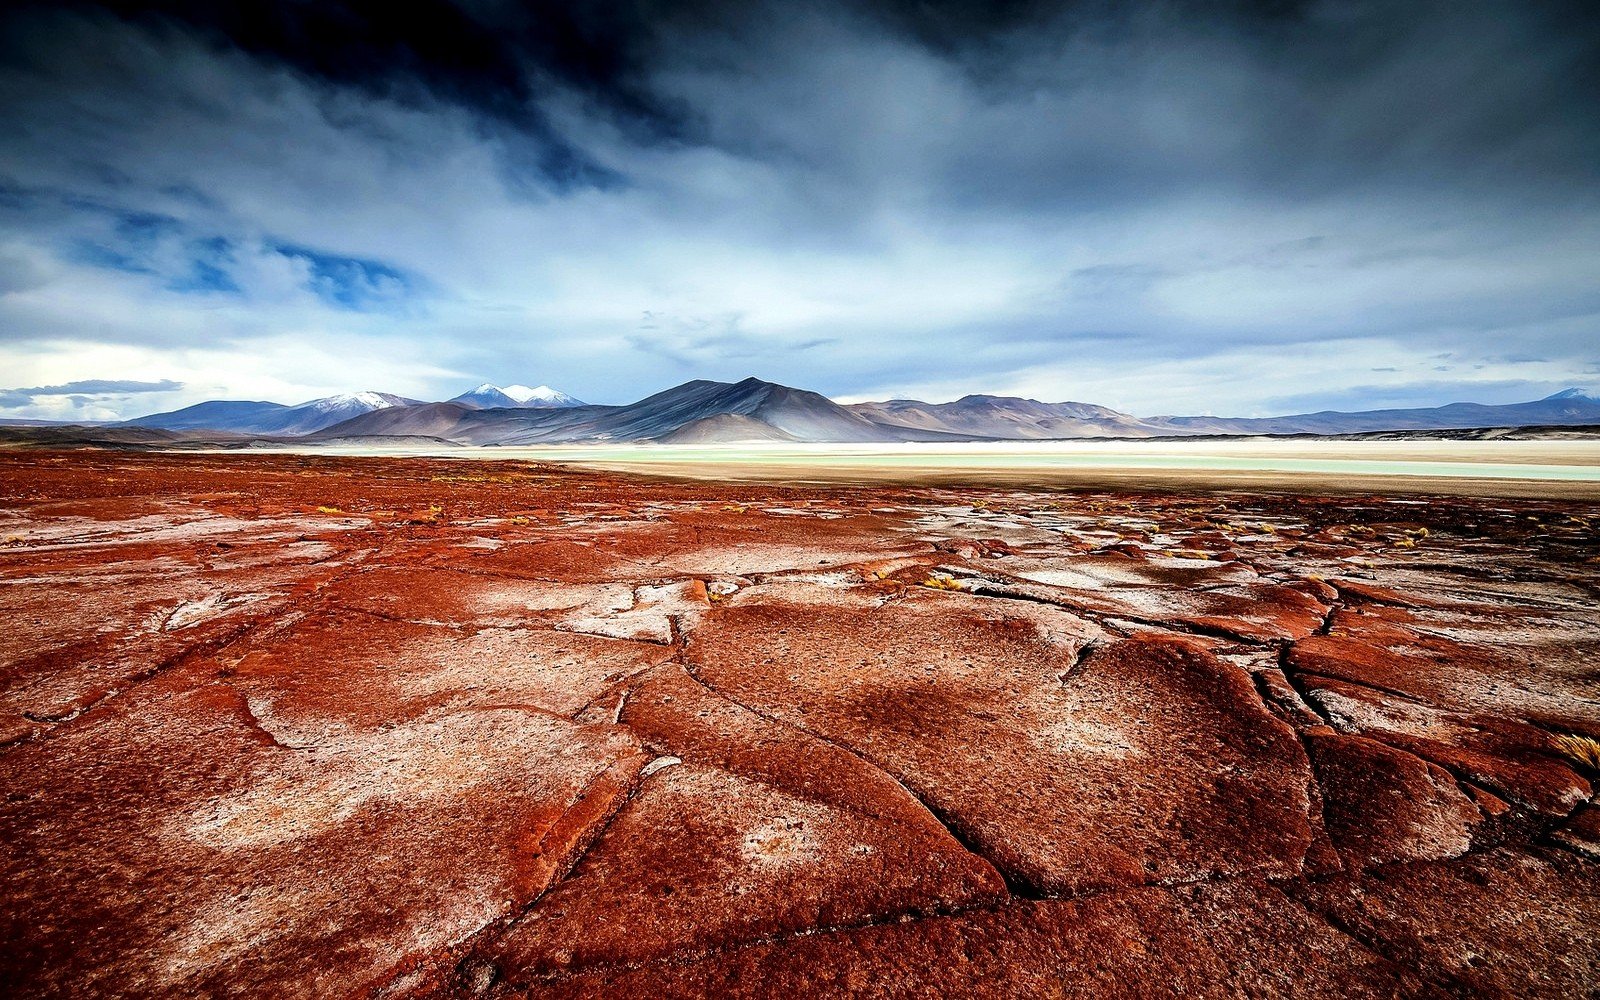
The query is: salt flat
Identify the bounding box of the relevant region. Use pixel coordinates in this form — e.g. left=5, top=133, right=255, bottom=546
left=264, top=438, right=1600, bottom=498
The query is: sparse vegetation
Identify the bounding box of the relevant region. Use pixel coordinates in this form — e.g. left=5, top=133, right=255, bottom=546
left=921, top=574, right=963, bottom=591
left=1551, top=732, right=1600, bottom=771
left=403, top=504, right=444, bottom=525
left=429, top=473, right=538, bottom=484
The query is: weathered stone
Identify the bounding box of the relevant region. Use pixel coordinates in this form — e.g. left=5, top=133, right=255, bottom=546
left=0, top=676, right=645, bottom=998
left=519, top=879, right=1422, bottom=999
left=689, top=598, right=1317, bottom=895
left=1298, top=674, right=1591, bottom=816
left=1292, top=848, right=1600, bottom=998
left=472, top=662, right=1007, bottom=978
left=1306, top=731, right=1483, bottom=868
left=1, top=452, right=1595, bottom=998
left=1552, top=804, right=1600, bottom=859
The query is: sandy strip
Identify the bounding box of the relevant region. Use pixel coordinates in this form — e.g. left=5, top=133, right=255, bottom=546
left=545, top=459, right=1600, bottom=500
left=225, top=439, right=1600, bottom=499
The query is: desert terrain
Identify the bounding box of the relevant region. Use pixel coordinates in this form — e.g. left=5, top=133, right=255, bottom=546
left=2, top=450, right=1598, bottom=998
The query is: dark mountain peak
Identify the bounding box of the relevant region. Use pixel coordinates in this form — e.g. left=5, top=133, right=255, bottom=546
left=638, top=376, right=809, bottom=408
left=955, top=393, right=1042, bottom=405
left=947, top=390, right=1049, bottom=406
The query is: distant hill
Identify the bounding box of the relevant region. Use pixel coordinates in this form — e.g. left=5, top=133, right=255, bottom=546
left=849, top=395, right=1183, bottom=439
left=127, top=392, right=421, bottom=435
left=1144, top=389, right=1600, bottom=436
left=658, top=413, right=801, bottom=443
left=106, top=380, right=1600, bottom=444
left=0, top=424, right=244, bottom=450
left=317, top=377, right=965, bottom=444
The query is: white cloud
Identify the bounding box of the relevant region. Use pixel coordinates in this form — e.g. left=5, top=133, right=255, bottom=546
left=0, top=4, right=1595, bottom=418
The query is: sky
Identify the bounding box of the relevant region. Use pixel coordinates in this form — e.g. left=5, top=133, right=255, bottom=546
left=0, top=0, right=1597, bottom=421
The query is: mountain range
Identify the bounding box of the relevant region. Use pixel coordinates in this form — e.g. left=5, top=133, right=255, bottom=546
left=124, top=391, right=422, bottom=436
left=449, top=383, right=585, bottom=409
left=63, top=379, right=1600, bottom=444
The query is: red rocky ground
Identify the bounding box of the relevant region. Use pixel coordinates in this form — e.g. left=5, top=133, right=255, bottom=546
left=1, top=451, right=1597, bottom=998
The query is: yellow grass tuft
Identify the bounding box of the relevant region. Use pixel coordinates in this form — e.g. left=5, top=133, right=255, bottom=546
left=921, top=574, right=963, bottom=591
left=315, top=505, right=342, bottom=515
left=1552, top=733, right=1600, bottom=771
left=429, top=473, right=536, bottom=484
left=402, top=504, right=444, bottom=525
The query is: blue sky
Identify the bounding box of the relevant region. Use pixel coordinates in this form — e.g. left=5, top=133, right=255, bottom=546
left=0, top=1, right=1596, bottom=421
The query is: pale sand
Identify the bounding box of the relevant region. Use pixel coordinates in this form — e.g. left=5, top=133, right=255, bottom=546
left=528, top=440, right=1600, bottom=499
left=246, top=439, right=1600, bottom=499
left=552, top=461, right=1600, bottom=499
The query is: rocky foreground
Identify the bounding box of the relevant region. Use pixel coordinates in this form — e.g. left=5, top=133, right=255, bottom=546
left=1, top=452, right=1597, bottom=998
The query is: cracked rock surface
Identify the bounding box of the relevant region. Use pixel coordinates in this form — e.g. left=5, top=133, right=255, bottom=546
left=1, top=451, right=1597, bottom=998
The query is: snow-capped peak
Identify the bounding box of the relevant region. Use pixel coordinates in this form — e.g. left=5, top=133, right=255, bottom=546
left=306, top=391, right=399, bottom=412
left=1545, top=387, right=1594, bottom=401
left=503, top=384, right=556, bottom=403
left=448, top=382, right=584, bottom=408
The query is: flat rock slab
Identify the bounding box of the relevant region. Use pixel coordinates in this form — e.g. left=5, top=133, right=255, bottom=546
left=1306, top=731, right=1483, bottom=868
left=472, top=662, right=1007, bottom=984
left=205, top=611, right=669, bottom=731
left=1, top=452, right=1596, bottom=998
left=1291, top=847, right=1600, bottom=998
left=687, top=594, right=1317, bottom=895
left=965, top=554, right=1332, bottom=642
left=0, top=672, right=645, bottom=998
left=1290, top=601, right=1600, bottom=730
left=1299, top=673, right=1590, bottom=816
left=520, top=878, right=1420, bottom=999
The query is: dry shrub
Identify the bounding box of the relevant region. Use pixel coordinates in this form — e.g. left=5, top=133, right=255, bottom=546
left=1552, top=733, right=1600, bottom=771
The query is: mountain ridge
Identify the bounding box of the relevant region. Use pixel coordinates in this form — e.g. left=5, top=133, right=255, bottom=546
left=116, top=380, right=1600, bottom=444
left=124, top=391, right=421, bottom=436
left=450, top=383, right=586, bottom=409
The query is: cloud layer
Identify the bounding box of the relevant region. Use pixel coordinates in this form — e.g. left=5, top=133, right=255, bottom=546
left=1, top=0, right=1596, bottom=419
left=0, top=378, right=183, bottom=416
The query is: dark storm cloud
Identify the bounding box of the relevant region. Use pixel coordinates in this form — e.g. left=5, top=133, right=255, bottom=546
left=10, top=0, right=726, bottom=189
left=25, top=0, right=1597, bottom=199
left=0, top=0, right=1596, bottom=413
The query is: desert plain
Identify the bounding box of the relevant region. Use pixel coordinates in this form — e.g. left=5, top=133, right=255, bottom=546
left=2, top=448, right=1598, bottom=998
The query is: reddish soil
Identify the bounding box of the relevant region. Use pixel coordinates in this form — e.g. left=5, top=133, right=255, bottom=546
left=1, top=450, right=1597, bottom=998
